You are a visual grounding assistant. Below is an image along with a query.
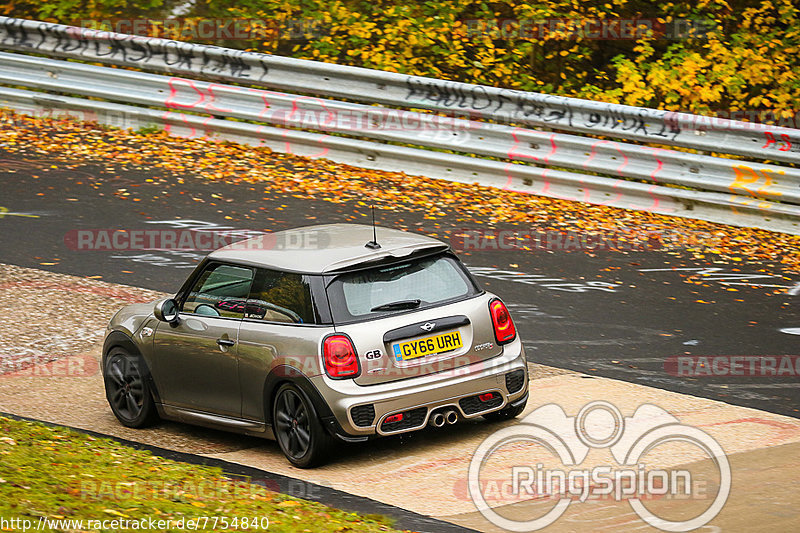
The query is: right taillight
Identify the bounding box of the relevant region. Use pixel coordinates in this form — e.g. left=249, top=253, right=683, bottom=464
left=489, top=298, right=516, bottom=344
left=323, top=334, right=360, bottom=379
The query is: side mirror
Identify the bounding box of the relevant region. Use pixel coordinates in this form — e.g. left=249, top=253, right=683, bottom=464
left=154, top=298, right=180, bottom=324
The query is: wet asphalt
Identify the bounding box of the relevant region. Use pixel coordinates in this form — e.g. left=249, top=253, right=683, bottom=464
left=1, top=153, right=798, bottom=417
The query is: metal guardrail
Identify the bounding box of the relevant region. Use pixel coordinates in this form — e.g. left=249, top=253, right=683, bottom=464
left=4, top=84, right=796, bottom=231
left=0, top=16, right=798, bottom=234
left=2, top=17, right=798, bottom=165
left=2, top=52, right=799, bottom=206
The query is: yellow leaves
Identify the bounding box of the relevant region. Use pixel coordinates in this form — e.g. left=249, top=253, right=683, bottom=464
left=103, top=509, right=129, bottom=518
left=680, top=54, right=708, bottom=78
left=277, top=500, right=301, bottom=507
left=696, top=85, right=722, bottom=103
left=614, top=59, right=655, bottom=106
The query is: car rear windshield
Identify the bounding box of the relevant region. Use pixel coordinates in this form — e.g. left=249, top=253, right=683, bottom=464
left=326, top=253, right=479, bottom=323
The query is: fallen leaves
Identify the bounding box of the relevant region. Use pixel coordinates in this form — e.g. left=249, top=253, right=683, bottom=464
left=277, top=500, right=301, bottom=507
left=1, top=109, right=799, bottom=275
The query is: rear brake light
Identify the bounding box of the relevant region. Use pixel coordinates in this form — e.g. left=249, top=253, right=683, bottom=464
left=479, top=392, right=495, bottom=402
left=323, top=334, right=360, bottom=378
left=384, top=413, right=404, bottom=424
left=489, top=299, right=516, bottom=344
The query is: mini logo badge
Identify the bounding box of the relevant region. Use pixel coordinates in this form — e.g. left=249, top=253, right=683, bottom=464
left=421, top=322, right=435, bottom=332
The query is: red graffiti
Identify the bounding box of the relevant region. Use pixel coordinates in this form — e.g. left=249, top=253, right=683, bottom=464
left=581, top=140, right=627, bottom=206
left=505, top=129, right=560, bottom=196
left=640, top=146, right=669, bottom=212
left=248, top=88, right=274, bottom=149
left=762, top=131, right=793, bottom=152
left=161, top=78, right=240, bottom=138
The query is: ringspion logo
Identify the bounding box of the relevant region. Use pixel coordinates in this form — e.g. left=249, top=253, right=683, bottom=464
left=468, top=401, right=730, bottom=531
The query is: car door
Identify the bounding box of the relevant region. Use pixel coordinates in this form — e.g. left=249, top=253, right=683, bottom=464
left=153, top=262, right=254, bottom=418
left=237, top=268, right=331, bottom=421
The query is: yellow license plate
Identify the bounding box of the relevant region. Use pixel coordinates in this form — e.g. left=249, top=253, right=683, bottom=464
left=393, top=331, right=463, bottom=361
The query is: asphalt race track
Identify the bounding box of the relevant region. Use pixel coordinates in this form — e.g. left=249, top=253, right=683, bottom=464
left=1, top=153, right=798, bottom=417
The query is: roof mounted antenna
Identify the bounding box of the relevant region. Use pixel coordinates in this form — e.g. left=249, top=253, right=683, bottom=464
left=365, top=205, right=381, bottom=249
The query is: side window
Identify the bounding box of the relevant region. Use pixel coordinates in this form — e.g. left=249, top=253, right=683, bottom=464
left=245, top=269, right=315, bottom=324
left=182, top=263, right=254, bottom=319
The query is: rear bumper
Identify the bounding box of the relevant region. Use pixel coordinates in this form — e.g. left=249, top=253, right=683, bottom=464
left=310, top=337, right=528, bottom=438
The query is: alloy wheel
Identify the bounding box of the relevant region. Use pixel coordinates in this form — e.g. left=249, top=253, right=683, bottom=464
left=107, top=354, right=145, bottom=421
left=275, top=388, right=311, bottom=460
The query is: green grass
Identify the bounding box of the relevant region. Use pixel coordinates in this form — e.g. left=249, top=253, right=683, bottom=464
left=0, top=417, right=405, bottom=532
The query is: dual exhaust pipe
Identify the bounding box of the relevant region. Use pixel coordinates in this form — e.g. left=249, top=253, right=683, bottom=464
left=430, top=409, right=458, bottom=428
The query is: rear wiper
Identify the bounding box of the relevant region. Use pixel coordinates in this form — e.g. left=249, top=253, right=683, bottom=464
left=370, top=299, right=421, bottom=312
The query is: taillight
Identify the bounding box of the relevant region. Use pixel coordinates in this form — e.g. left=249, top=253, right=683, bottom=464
left=489, top=299, right=516, bottom=344
left=323, top=334, right=360, bottom=379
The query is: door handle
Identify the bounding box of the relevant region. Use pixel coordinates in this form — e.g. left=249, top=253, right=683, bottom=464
left=216, top=338, right=236, bottom=347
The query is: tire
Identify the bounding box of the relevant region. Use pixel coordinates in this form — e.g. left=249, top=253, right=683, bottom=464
left=272, top=383, right=332, bottom=468
left=482, top=397, right=527, bottom=422
left=104, top=347, right=159, bottom=428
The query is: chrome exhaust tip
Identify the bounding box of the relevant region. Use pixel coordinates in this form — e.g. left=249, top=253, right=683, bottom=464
left=445, top=410, right=458, bottom=425
left=431, top=413, right=446, bottom=428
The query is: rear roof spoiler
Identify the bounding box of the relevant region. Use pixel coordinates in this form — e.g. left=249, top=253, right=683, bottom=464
left=322, top=242, right=449, bottom=274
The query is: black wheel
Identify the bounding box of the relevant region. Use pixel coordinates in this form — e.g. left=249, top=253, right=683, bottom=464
left=273, top=383, right=332, bottom=468
left=483, top=397, right=527, bottom=422
left=104, top=348, right=158, bottom=428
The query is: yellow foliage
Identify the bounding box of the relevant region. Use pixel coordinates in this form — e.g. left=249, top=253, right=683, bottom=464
left=12, top=0, right=798, bottom=120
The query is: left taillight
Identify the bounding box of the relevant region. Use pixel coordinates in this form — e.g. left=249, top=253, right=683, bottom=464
left=489, top=298, right=516, bottom=344
left=323, top=334, right=360, bottom=379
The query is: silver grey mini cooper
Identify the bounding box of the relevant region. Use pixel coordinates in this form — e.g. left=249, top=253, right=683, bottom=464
left=103, top=224, right=528, bottom=467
